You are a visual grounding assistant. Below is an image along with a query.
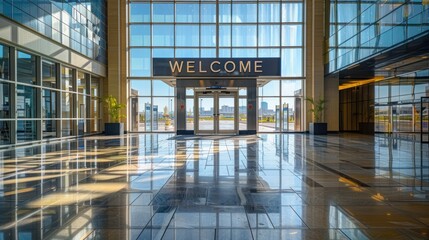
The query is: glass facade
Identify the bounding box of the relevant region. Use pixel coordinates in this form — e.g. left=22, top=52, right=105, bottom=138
left=340, top=69, right=429, bottom=133
left=0, top=43, right=102, bottom=146
left=327, top=1, right=429, bottom=72
left=0, top=0, right=107, bottom=64
left=128, top=1, right=305, bottom=133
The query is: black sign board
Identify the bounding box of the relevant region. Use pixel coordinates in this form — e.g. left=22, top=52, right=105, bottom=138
left=153, top=58, right=281, bottom=77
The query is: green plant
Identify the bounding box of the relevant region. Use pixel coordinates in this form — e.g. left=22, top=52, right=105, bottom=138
left=104, top=95, right=126, bottom=123
left=305, top=97, right=326, bottom=122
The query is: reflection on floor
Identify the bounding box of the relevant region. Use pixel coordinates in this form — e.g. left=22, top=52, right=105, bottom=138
left=0, top=133, right=428, bottom=240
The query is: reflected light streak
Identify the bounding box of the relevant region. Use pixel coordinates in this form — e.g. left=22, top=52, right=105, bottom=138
left=4, top=187, right=35, bottom=196
left=2, top=174, right=65, bottom=185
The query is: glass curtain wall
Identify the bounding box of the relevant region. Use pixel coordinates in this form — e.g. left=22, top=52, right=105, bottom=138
left=128, top=1, right=305, bottom=133
left=340, top=68, right=429, bottom=133
left=327, top=0, right=429, bottom=73
left=0, top=43, right=102, bottom=146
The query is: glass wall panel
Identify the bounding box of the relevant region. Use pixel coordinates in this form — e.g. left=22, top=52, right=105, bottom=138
left=259, top=97, right=280, bottom=132
left=153, top=80, right=174, bottom=96
left=152, top=25, right=174, bottom=46
left=17, top=85, right=37, bottom=118
left=282, top=97, right=302, bottom=132
left=201, top=48, right=216, bottom=57
left=258, top=48, right=280, bottom=57
left=42, top=89, right=57, bottom=118
left=17, top=120, right=37, bottom=142
left=0, top=121, right=12, bottom=144
left=176, top=4, right=199, bottom=23
left=43, top=120, right=57, bottom=138
left=186, top=98, right=194, bottom=131
left=153, top=48, right=174, bottom=58
left=62, top=120, right=73, bottom=137
left=232, top=48, right=257, bottom=58
left=176, top=48, right=199, bottom=58
left=90, top=97, right=99, bottom=119
left=153, top=3, right=174, bottom=22
left=61, top=66, right=74, bottom=91
left=201, top=4, right=216, bottom=23
left=281, top=48, right=303, bottom=77
left=0, top=82, right=11, bottom=118
left=17, top=51, right=36, bottom=85
left=282, top=25, right=303, bottom=46
left=77, top=72, right=87, bottom=94
left=259, top=3, right=280, bottom=23
left=130, top=97, right=151, bottom=132
left=282, top=80, right=302, bottom=96
left=176, top=25, right=199, bottom=47
left=130, top=3, right=150, bottom=23
left=282, top=3, right=303, bottom=22
left=260, top=80, right=280, bottom=96
left=239, top=98, right=247, bottom=130
left=232, top=25, right=257, bottom=47
left=77, top=94, right=86, bottom=118
left=232, top=4, right=257, bottom=23
left=42, top=61, right=57, bottom=88
left=131, top=80, right=151, bottom=97
left=62, top=92, right=74, bottom=118
left=130, top=48, right=151, bottom=77
left=201, top=25, right=216, bottom=47
left=153, top=97, right=175, bottom=132
left=91, top=77, right=100, bottom=97
left=219, top=4, right=231, bottom=23
left=130, top=25, right=150, bottom=46
left=258, top=25, right=280, bottom=46
left=219, top=25, right=231, bottom=47
left=0, top=44, right=9, bottom=80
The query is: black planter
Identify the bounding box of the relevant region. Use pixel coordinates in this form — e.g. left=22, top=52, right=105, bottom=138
left=105, top=123, right=124, bottom=135
left=309, top=122, right=327, bottom=135
left=359, top=122, right=374, bottom=135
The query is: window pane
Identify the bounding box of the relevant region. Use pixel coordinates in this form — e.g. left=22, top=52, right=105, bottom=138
left=201, top=25, right=216, bottom=47
left=130, top=97, right=150, bottom=132
left=282, top=3, right=303, bottom=22
left=201, top=48, right=216, bottom=57
left=258, top=48, right=280, bottom=57
left=62, top=92, right=74, bottom=118
left=62, top=120, right=73, bottom=136
left=130, top=24, right=150, bottom=46
left=153, top=25, right=174, bottom=46
left=176, top=4, right=199, bottom=23
left=90, top=97, right=100, bottom=119
left=1, top=121, right=12, bottom=144
left=42, top=89, right=57, bottom=118
left=258, top=25, right=280, bottom=46
left=259, top=80, right=280, bottom=96
left=232, top=4, right=257, bottom=23
left=201, top=4, right=216, bottom=23
left=186, top=98, right=194, bottom=131
left=153, top=97, right=175, bottom=132
left=17, top=51, right=36, bottom=85
left=282, top=80, right=302, bottom=96
left=0, top=44, right=10, bottom=80
left=232, top=48, right=256, bottom=58
left=17, top=85, right=37, bottom=118
left=281, top=48, right=303, bottom=77
left=176, top=25, right=199, bottom=46
left=42, top=61, right=57, bottom=88
left=130, top=48, right=151, bottom=77
left=282, top=25, right=303, bottom=46
left=17, top=120, right=37, bottom=142
left=77, top=94, right=86, bottom=118
left=153, top=80, right=174, bottom=96
left=131, top=80, right=151, bottom=96
left=153, top=3, right=174, bottom=22
left=239, top=98, right=247, bottom=130
left=77, top=72, right=87, bottom=94
left=232, top=25, right=257, bottom=47
left=219, top=25, right=231, bottom=47
left=61, top=67, right=74, bottom=91
left=259, top=3, right=280, bottom=22
left=91, top=77, right=100, bottom=97
left=218, top=3, right=231, bottom=23
left=130, top=3, right=150, bottom=22
left=43, top=120, right=57, bottom=139
left=0, top=82, right=11, bottom=118
left=176, top=48, right=199, bottom=58
left=259, top=98, right=280, bottom=132
left=153, top=48, right=174, bottom=58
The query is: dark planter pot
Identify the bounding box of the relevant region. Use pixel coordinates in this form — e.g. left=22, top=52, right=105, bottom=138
left=309, top=122, right=327, bottom=135
left=105, top=123, right=124, bottom=135
left=359, top=122, right=374, bottom=135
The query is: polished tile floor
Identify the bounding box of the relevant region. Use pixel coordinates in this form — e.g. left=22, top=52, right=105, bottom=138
left=0, top=133, right=428, bottom=240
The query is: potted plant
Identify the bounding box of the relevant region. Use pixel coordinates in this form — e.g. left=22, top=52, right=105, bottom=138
left=306, top=97, right=327, bottom=135
left=104, top=95, right=126, bottom=135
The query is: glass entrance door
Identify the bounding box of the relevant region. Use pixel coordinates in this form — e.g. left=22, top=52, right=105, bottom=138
left=195, top=90, right=238, bottom=135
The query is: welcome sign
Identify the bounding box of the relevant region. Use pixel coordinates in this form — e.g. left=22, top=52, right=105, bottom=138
left=153, top=58, right=281, bottom=77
